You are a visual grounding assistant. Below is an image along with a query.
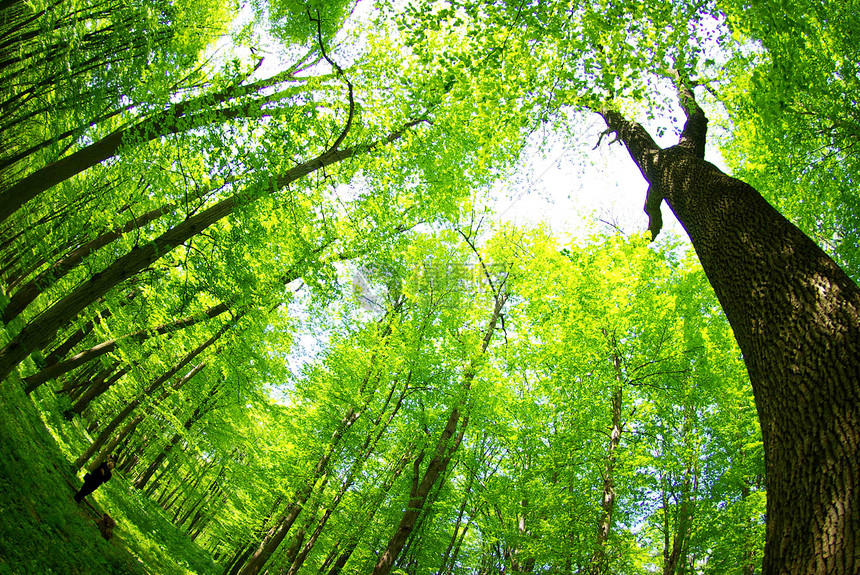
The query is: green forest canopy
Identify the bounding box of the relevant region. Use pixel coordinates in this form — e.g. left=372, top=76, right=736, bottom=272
left=0, top=0, right=857, bottom=574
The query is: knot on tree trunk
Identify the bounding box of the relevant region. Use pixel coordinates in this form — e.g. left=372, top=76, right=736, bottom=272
left=644, top=183, right=664, bottom=240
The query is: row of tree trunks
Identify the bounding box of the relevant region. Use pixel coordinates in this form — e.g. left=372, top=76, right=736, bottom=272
left=75, top=354, right=209, bottom=470
left=1, top=193, right=199, bottom=324
left=235, top=403, right=367, bottom=575
left=371, top=292, right=506, bottom=575
left=283, top=375, right=412, bottom=575
left=0, top=117, right=422, bottom=385
left=133, top=380, right=223, bottom=490
left=0, top=60, right=312, bottom=225
left=23, top=301, right=230, bottom=393
left=75, top=316, right=232, bottom=469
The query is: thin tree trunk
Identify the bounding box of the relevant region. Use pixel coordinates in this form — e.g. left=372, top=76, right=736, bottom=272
left=371, top=294, right=506, bottom=575
left=224, top=495, right=285, bottom=575
left=436, top=471, right=476, bottom=575
left=42, top=306, right=113, bottom=367
left=589, top=333, right=624, bottom=575
left=235, top=404, right=365, bottom=575
left=234, top=304, right=411, bottom=575
left=284, top=374, right=410, bottom=575
left=662, top=407, right=698, bottom=575
left=0, top=71, right=302, bottom=224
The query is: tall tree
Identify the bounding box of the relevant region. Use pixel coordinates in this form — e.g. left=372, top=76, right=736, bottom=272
left=597, top=77, right=858, bottom=574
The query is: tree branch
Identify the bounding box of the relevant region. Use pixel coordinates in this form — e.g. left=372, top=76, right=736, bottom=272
left=309, top=9, right=354, bottom=152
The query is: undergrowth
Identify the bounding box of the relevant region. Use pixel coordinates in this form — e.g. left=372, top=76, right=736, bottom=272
left=0, top=378, right=220, bottom=575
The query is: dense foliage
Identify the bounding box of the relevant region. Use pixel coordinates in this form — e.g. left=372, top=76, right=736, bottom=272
left=0, top=0, right=853, bottom=574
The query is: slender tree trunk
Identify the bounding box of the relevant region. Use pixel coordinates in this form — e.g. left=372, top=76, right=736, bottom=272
left=589, top=334, right=624, bottom=575
left=598, top=80, right=859, bottom=574
left=224, top=495, right=284, bottom=575
left=663, top=407, right=698, bottom=575
left=61, top=362, right=101, bottom=401
left=285, top=374, right=410, bottom=575
left=134, top=382, right=221, bottom=490
left=323, top=450, right=413, bottom=575
left=0, top=73, right=300, bottom=224
left=234, top=304, right=413, bottom=575
left=42, top=306, right=114, bottom=367
left=23, top=301, right=230, bottom=392
left=146, top=454, right=185, bottom=500
left=437, top=471, right=477, bottom=575
left=371, top=294, right=505, bottom=575
left=171, top=459, right=220, bottom=521
left=159, top=462, right=199, bottom=510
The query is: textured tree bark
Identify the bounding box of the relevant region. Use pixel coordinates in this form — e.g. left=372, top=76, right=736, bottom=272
left=598, top=82, right=859, bottom=574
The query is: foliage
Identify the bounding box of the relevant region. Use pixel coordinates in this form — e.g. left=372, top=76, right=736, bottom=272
left=717, top=0, right=860, bottom=278
left=2, top=0, right=853, bottom=572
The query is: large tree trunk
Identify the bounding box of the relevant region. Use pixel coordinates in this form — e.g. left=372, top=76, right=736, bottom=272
left=598, top=81, right=859, bottom=574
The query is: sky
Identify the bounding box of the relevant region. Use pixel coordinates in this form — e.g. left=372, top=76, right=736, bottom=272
left=485, top=118, right=690, bottom=244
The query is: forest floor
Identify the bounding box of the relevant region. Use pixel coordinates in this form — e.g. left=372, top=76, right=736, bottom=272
left=0, top=377, right=220, bottom=575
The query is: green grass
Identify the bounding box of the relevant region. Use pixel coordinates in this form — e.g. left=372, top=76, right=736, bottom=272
left=0, top=378, right=221, bottom=575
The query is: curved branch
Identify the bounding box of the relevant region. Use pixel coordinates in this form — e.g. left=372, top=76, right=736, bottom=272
left=309, top=9, right=354, bottom=152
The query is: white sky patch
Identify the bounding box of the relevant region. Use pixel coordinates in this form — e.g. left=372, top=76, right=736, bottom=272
left=487, top=106, right=728, bottom=244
